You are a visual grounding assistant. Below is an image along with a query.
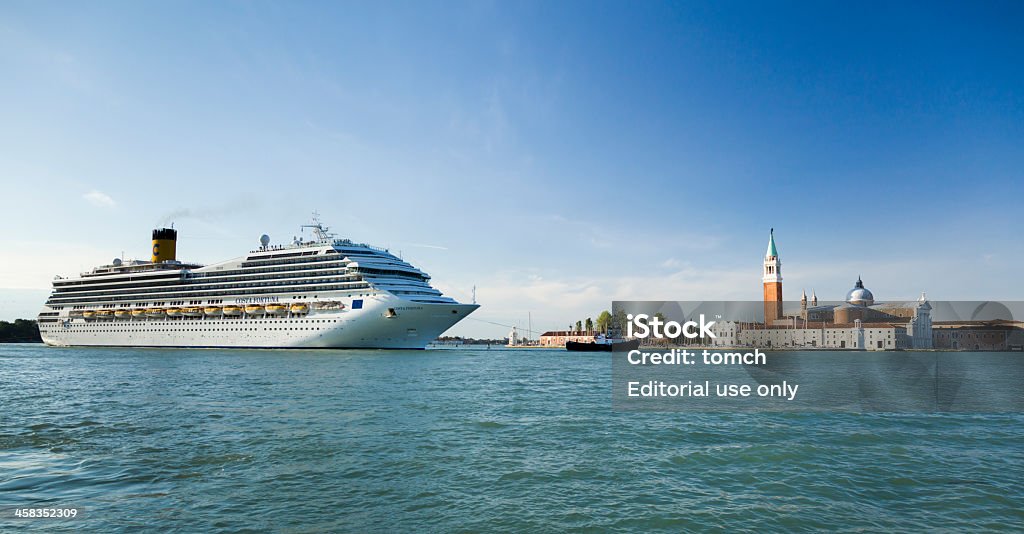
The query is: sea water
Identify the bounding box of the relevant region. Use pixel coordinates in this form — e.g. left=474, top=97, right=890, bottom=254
left=1, top=344, right=1022, bottom=531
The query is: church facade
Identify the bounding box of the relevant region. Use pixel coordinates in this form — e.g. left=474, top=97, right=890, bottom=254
left=710, top=230, right=934, bottom=350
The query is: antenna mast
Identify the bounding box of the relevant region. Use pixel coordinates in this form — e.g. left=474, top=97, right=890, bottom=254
left=301, top=211, right=336, bottom=242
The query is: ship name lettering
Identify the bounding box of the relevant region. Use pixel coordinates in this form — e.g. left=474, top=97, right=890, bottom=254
left=235, top=297, right=281, bottom=304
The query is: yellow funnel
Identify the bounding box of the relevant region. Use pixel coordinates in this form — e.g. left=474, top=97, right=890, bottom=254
left=151, top=228, right=177, bottom=263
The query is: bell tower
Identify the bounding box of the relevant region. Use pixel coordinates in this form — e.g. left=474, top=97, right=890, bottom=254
left=763, top=228, right=783, bottom=324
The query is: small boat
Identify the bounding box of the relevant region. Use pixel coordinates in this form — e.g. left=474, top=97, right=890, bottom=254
left=244, top=305, right=265, bottom=316
left=82, top=311, right=96, bottom=319
left=265, top=304, right=287, bottom=315
left=69, top=310, right=84, bottom=318
left=182, top=307, right=203, bottom=317
left=290, top=303, right=309, bottom=314
left=223, top=306, right=242, bottom=316
left=166, top=308, right=182, bottom=317
left=146, top=308, right=166, bottom=318
left=131, top=309, right=147, bottom=318
left=565, top=337, right=641, bottom=352
left=204, top=306, right=223, bottom=317
left=114, top=310, right=131, bottom=319
left=96, top=310, right=114, bottom=319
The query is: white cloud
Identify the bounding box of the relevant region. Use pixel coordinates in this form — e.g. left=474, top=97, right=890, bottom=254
left=406, top=243, right=449, bottom=251
left=83, top=190, right=115, bottom=208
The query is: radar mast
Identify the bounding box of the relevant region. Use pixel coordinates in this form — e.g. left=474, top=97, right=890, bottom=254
left=301, top=211, right=337, bottom=242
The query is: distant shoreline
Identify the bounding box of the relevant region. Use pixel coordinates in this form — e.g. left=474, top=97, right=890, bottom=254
left=0, top=319, right=43, bottom=344
left=637, top=345, right=1023, bottom=353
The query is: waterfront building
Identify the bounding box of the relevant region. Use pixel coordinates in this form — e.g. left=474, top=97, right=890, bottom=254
left=712, top=230, right=935, bottom=350
left=932, top=320, right=1024, bottom=350
left=539, top=330, right=601, bottom=347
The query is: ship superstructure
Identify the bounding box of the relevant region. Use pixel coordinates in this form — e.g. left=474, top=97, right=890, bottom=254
left=37, top=219, right=478, bottom=349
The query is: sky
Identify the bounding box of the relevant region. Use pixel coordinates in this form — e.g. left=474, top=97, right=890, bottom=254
left=1, top=1, right=1022, bottom=338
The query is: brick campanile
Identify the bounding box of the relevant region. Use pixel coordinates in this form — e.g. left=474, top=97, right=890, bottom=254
left=762, top=228, right=783, bottom=324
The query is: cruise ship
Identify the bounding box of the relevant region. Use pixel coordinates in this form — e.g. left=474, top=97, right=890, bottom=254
left=36, top=219, right=479, bottom=349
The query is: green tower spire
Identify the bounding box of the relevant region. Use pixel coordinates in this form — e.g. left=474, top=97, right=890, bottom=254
left=766, top=228, right=778, bottom=258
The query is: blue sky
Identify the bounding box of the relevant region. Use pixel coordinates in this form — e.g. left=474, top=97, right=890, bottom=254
left=1, top=1, right=1022, bottom=337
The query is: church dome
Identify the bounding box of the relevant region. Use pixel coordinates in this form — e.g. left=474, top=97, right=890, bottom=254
left=845, top=276, right=874, bottom=306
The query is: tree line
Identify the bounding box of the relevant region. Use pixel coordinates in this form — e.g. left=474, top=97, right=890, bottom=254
left=570, top=309, right=629, bottom=334
left=0, top=319, right=42, bottom=343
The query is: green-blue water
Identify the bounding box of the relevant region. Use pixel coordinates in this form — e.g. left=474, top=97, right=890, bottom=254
left=2, top=344, right=1022, bottom=531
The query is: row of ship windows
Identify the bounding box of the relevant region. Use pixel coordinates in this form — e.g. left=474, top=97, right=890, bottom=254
left=71, top=299, right=222, bottom=310
left=66, top=316, right=349, bottom=324
left=353, top=268, right=425, bottom=279
left=46, top=318, right=342, bottom=330
left=43, top=327, right=331, bottom=333
left=68, top=251, right=405, bottom=287
left=55, top=295, right=374, bottom=310
left=243, top=246, right=397, bottom=260
left=89, top=317, right=335, bottom=321
left=198, top=264, right=353, bottom=278
left=61, top=258, right=364, bottom=287
left=237, top=255, right=376, bottom=269
left=92, top=265, right=357, bottom=284
left=56, top=278, right=367, bottom=293
left=244, top=250, right=322, bottom=260
left=59, top=263, right=424, bottom=293
left=53, top=279, right=420, bottom=300
left=59, top=272, right=181, bottom=286
left=202, top=258, right=419, bottom=281
left=48, top=285, right=370, bottom=305
left=53, top=274, right=362, bottom=295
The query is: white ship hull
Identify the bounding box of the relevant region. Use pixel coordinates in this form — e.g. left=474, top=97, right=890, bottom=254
left=38, top=221, right=479, bottom=350
left=41, top=295, right=478, bottom=349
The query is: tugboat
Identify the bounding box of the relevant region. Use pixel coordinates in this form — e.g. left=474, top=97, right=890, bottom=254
left=565, top=333, right=640, bottom=352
